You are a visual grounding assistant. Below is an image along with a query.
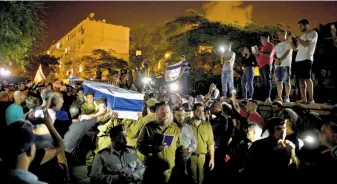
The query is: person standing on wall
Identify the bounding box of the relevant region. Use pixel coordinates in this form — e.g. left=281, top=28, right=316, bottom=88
left=254, top=33, right=275, bottom=103
left=292, top=19, right=318, bottom=104
left=221, top=43, right=236, bottom=98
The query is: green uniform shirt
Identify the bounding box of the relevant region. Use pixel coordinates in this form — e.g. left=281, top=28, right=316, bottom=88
left=191, top=119, right=215, bottom=154
left=126, top=113, right=157, bottom=147
left=137, top=121, right=182, bottom=169
left=81, top=102, right=96, bottom=115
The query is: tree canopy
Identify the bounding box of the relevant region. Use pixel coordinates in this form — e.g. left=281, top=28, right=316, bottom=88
left=130, top=9, right=283, bottom=74
left=23, top=54, right=59, bottom=79
left=0, top=2, right=46, bottom=66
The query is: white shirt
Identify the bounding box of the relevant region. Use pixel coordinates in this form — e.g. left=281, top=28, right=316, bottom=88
left=295, top=30, right=318, bottom=62
left=275, top=41, right=293, bottom=67
left=222, top=51, right=236, bottom=72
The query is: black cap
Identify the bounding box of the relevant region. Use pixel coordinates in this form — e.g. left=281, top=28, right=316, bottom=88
left=109, top=124, right=126, bottom=137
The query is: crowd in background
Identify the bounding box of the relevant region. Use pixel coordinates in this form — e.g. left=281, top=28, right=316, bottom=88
left=0, top=77, right=336, bottom=184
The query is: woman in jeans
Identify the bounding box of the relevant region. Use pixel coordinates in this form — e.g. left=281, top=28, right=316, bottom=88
left=241, top=46, right=257, bottom=99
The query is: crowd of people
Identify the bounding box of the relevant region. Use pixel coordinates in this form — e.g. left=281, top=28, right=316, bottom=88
left=0, top=18, right=336, bottom=184
left=0, top=73, right=336, bottom=184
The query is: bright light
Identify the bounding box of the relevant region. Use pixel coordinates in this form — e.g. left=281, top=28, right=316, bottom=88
left=56, top=43, right=61, bottom=49
left=220, top=46, right=225, bottom=53
left=136, top=50, right=142, bottom=56
left=79, top=66, right=83, bottom=73
left=304, top=135, right=315, bottom=144
left=169, top=82, right=179, bottom=92
left=142, top=77, right=152, bottom=84
left=165, top=53, right=170, bottom=59
left=0, top=68, right=11, bottom=76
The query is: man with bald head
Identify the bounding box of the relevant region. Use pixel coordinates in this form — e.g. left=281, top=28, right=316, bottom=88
left=6, top=91, right=26, bottom=125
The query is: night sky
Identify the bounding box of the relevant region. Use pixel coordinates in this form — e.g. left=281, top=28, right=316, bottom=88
left=35, top=1, right=337, bottom=54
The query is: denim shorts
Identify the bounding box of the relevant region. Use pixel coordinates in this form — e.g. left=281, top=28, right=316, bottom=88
left=275, top=66, right=291, bottom=83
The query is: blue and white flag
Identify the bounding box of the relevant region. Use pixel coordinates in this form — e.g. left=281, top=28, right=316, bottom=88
left=82, top=81, right=144, bottom=120
left=165, top=62, right=182, bottom=82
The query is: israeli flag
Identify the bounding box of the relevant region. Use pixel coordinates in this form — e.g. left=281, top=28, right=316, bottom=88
left=165, top=62, right=182, bottom=82
left=82, top=81, right=144, bottom=120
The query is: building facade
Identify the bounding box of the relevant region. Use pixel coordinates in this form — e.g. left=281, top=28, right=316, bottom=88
left=47, top=16, right=130, bottom=79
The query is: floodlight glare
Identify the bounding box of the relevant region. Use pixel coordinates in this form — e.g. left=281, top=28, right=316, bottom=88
left=142, top=77, right=152, bottom=84
left=304, top=135, right=315, bottom=144
left=220, top=46, right=225, bottom=53
left=169, top=82, right=179, bottom=92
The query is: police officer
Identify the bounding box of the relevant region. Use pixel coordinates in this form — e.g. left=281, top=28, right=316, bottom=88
left=90, top=125, right=145, bottom=184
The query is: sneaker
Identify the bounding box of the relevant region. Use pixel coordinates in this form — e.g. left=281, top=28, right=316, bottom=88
left=265, top=98, right=272, bottom=103
left=308, top=100, right=315, bottom=104
left=284, top=97, right=290, bottom=103
left=248, top=98, right=253, bottom=100
left=275, top=97, right=283, bottom=103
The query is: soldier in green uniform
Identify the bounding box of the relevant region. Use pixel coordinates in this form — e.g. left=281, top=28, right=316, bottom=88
left=72, top=89, right=85, bottom=109
left=90, top=124, right=145, bottom=184
left=189, top=103, right=215, bottom=184
left=137, top=101, right=183, bottom=183
left=126, top=98, right=159, bottom=148
left=81, top=92, right=97, bottom=115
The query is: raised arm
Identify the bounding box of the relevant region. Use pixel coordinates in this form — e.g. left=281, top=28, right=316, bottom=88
left=40, top=109, right=65, bottom=165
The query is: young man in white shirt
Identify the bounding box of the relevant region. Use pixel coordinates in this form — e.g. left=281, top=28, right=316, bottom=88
left=274, top=30, right=293, bottom=103
left=292, top=19, right=318, bottom=104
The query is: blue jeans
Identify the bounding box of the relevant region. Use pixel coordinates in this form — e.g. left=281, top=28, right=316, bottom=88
left=259, top=64, right=272, bottom=100
left=241, top=66, right=255, bottom=99
left=221, top=71, right=234, bottom=97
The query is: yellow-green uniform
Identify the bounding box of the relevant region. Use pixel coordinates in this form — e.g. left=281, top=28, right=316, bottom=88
left=81, top=102, right=96, bottom=115
left=126, top=113, right=157, bottom=161
left=190, top=119, right=215, bottom=184
left=137, top=121, right=182, bottom=182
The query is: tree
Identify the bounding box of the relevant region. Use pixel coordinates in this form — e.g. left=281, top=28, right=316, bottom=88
left=0, top=2, right=46, bottom=67
left=23, top=54, right=59, bottom=78
left=68, top=49, right=128, bottom=79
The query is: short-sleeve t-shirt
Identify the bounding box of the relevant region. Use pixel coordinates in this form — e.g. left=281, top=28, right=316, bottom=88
left=239, top=108, right=264, bottom=128
left=64, top=117, right=98, bottom=155
left=6, top=104, right=24, bottom=125
left=275, top=41, right=293, bottom=67
left=258, top=43, right=275, bottom=67
left=295, top=30, right=318, bottom=62
left=222, top=51, right=236, bottom=72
